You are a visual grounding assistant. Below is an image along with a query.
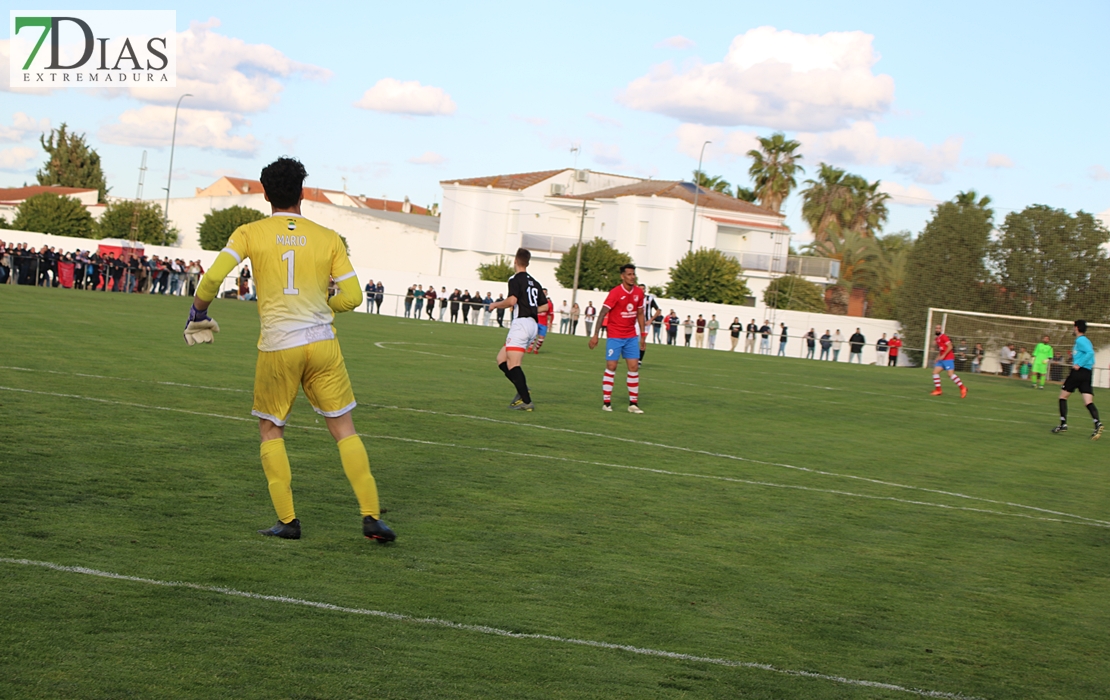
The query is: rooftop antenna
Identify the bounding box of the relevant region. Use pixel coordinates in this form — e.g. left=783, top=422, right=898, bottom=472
left=570, top=144, right=580, bottom=170
left=341, top=176, right=348, bottom=193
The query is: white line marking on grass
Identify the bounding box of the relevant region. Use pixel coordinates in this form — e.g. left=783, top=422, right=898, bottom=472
left=0, top=385, right=1104, bottom=530
left=360, top=402, right=1110, bottom=528
left=0, top=365, right=251, bottom=394
left=0, top=557, right=981, bottom=699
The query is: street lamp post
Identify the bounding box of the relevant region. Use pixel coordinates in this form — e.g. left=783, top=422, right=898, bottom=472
left=688, top=140, right=711, bottom=253
left=570, top=195, right=588, bottom=314
left=163, top=93, right=192, bottom=227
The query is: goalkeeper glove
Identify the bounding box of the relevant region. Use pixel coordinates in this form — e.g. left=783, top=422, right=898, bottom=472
left=183, top=305, right=220, bottom=346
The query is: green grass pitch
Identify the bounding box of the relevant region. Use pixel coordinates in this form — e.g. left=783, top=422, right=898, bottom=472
left=1, top=284, right=1109, bottom=699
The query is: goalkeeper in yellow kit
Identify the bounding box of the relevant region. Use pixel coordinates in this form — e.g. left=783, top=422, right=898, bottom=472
left=185, top=157, right=394, bottom=542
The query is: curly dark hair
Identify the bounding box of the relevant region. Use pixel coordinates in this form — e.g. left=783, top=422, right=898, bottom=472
left=260, top=157, right=308, bottom=209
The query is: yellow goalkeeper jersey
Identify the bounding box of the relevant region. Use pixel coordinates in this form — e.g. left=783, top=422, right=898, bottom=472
left=223, top=214, right=356, bottom=352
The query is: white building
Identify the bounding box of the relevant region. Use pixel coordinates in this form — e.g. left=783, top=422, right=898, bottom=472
left=0, top=185, right=104, bottom=222
left=437, top=168, right=837, bottom=301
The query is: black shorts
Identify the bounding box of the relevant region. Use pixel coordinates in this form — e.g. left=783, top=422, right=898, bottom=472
left=1063, top=368, right=1093, bottom=395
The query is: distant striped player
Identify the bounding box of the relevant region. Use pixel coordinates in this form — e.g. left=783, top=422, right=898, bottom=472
left=930, top=325, right=967, bottom=398
left=1031, top=335, right=1053, bottom=389
left=1053, top=320, right=1102, bottom=439
left=589, top=263, right=647, bottom=413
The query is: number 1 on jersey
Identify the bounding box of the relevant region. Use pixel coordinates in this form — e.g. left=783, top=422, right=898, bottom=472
left=281, top=249, right=299, bottom=295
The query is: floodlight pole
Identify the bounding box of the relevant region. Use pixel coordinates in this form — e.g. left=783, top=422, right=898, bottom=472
left=570, top=195, right=588, bottom=314
left=163, top=93, right=192, bottom=226
left=688, top=140, right=710, bottom=253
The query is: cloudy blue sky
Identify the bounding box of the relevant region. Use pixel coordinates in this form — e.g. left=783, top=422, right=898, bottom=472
left=3, top=0, right=1108, bottom=240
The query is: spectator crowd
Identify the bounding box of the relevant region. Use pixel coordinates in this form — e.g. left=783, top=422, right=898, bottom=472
left=1, top=240, right=210, bottom=296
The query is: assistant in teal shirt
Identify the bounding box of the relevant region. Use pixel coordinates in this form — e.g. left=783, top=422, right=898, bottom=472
left=1072, top=334, right=1095, bottom=370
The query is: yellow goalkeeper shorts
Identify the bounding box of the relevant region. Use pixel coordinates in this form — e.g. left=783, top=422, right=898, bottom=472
left=251, top=338, right=356, bottom=426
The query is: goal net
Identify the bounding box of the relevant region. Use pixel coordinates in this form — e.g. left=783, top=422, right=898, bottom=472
left=925, top=308, right=1110, bottom=388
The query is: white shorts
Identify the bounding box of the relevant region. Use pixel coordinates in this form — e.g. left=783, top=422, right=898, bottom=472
left=504, top=317, right=538, bottom=352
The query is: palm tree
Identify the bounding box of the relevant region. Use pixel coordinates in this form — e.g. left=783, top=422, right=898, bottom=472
left=804, top=228, right=881, bottom=290
left=693, top=170, right=731, bottom=193
left=955, top=189, right=993, bottom=215
left=747, top=132, right=804, bottom=213
left=844, top=176, right=890, bottom=237
left=801, top=163, right=854, bottom=243
left=735, top=185, right=757, bottom=203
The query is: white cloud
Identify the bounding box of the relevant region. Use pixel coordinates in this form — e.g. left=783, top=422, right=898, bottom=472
left=587, top=112, right=623, bottom=128
left=986, top=153, right=1014, bottom=169
left=878, top=181, right=939, bottom=207
left=99, top=106, right=259, bottom=156
left=0, top=40, right=53, bottom=94
left=654, top=36, right=696, bottom=50
left=124, top=19, right=329, bottom=113
left=512, top=115, right=547, bottom=126
left=355, top=78, right=456, bottom=116
left=591, top=143, right=624, bottom=167
left=798, top=121, right=962, bottom=184
left=1089, top=165, right=1110, bottom=181
left=407, top=151, right=446, bottom=166
left=0, top=146, right=37, bottom=171
left=674, top=123, right=758, bottom=162
left=0, top=113, right=49, bottom=143
left=621, top=26, right=894, bottom=131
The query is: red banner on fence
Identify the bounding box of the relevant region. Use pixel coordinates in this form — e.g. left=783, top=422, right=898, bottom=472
left=57, top=261, right=74, bottom=288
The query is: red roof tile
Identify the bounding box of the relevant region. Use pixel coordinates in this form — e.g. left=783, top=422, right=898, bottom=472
left=566, top=181, right=781, bottom=219
left=706, top=215, right=790, bottom=232
left=0, top=185, right=97, bottom=201
left=440, top=169, right=566, bottom=191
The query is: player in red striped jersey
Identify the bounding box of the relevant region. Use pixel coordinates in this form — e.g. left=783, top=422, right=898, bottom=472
left=589, top=264, right=647, bottom=413
left=931, top=324, right=967, bottom=398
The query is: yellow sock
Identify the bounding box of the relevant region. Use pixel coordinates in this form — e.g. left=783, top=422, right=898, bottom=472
left=338, top=435, right=380, bottom=518
left=260, top=438, right=295, bottom=523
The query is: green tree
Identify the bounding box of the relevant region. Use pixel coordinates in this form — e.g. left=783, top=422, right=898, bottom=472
left=801, top=164, right=889, bottom=242
left=198, top=206, right=266, bottom=251
left=747, top=132, right=804, bottom=213
left=693, top=170, right=732, bottom=193
left=665, top=248, right=751, bottom=304
left=554, top=238, right=632, bottom=290
left=989, top=205, right=1110, bottom=322
left=0, top=216, right=9, bottom=229
left=97, top=199, right=178, bottom=245
left=11, top=192, right=96, bottom=238
left=762, top=275, right=826, bottom=312
left=477, top=256, right=514, bottom=282
left=37, top=124, right=109, bottom=203
left=734, top=186, right=757, bottom=202
left=867, top=231, right=914, bottom=319
left=895, top=191, right=994, bottom=353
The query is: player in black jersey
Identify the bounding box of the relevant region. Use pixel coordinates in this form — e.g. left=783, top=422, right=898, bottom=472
left=488, top=248, right=549, bottom=411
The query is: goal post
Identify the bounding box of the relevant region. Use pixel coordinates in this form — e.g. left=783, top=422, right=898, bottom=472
left=924, top=307, right=1110, bottom=386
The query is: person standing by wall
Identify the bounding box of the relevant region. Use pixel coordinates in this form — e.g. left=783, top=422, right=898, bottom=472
left=571, top=302, right=581, bottom=335
left=449, top=289, right=461, bottom=322
left=495, top=294, right=506, bottom=327
left=374, top=281, right=384, bottom=313
left=876, top=334, right=889, bottom=364
left=729, top=317, right=742, bottom=351
left=413, top=285, right=425, bottom=319
left=364, top=279, right=375, bottom=313
left=683, top=315, right=694, bottom=347
left=584, top=302, right=596, bottom=337
left=694, top=314, right=707, bottom=348
left=819, top=330, right=832, bottom=361
left=424, top=286, right=437, bottom=320
left=707, top=315, right=719, bottom=350
left=438, top=286, right=448, bottom=320
left=805, top=328, right=816, bottom=359
left=887, top=333, right=902, bottom=366
left=849, top=328, right=866, bottom=364
left=759, top=321, right=772, bottom=354
left=558, top=300, right=570, bottom=334
left=777, top=323, right=789, bottom=357
left=833, top=330, right=844, bottom=362
left=650, top=307, right=662, bottom=344
left=745, top=319, right=758, bottom=353
left=483, top=292, right=494, bottom=326
left=665, top=310, right=679, bottom=345
left=460, top=290, right=473, bottom=324
left=403, top=286, right=414, bottom=317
